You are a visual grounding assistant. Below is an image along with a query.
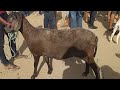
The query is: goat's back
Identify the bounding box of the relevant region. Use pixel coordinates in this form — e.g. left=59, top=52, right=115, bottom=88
left=25, top=28, right=97, bottom=59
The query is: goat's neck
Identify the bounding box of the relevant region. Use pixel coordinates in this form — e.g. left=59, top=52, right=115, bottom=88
left=20, top=18, right=35, bottom=40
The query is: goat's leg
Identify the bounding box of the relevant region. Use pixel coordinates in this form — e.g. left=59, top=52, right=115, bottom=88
left=82, top=62, right=90, bottom=76
left=31, top=55, right=40, bottom=79
left=116, top=29, right=120, bottom=44
left=49, top=57, right=53, bottom=74
left=43, top=55, right=53, bottom=74
left=89, top=63, right=101, bottom=79
left=110, top=26, right=118, bottom=42
left=88, top=58, right=101, bottom=79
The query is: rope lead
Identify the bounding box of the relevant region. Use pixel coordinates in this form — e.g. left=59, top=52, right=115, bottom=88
left=8, top=31, right=18, bottom=57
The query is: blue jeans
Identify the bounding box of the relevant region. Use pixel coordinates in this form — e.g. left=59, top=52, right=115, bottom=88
left=0, top=13, right=17, bottom=65
left=43, top=11, right=55, bottom=29
left=69, top=11, right=82, bottom=28
left=23, top=11, right=29, bottom=16
left=89, top=11, right=97, bottom=26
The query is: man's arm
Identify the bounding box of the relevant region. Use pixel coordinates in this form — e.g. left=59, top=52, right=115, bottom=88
left=0, top=16, right=13, bottom=26
left=0, top=16, right=8, bottom=25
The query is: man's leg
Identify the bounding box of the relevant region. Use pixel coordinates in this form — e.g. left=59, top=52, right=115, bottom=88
left=108, top=11, right=111, bottom=23
left=44, top=12, right=49, bottom=28
left=84, top=11, right=89, bottom=23
left=49, top=11, right=56, bottom=29
left=0, top=24, right=9, bottom=65
left=69, top=11, right=77, bottom=28
left=88, top=11, right=98, bottom=29
left=77, top=11, right=82, bottom=28
left=108, top=11, right=116, bottom=31
left=23, top=11, right=29, bottom=17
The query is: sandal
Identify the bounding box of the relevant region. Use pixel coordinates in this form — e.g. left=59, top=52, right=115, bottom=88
left=4, top=64, right=20, bottom=71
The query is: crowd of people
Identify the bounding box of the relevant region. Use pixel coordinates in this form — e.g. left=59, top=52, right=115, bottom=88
left=0, top=11, right=120, bottom=71
left=41, top=11, right=120, bottom=29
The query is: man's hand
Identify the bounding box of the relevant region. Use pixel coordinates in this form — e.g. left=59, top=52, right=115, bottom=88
left=0, top=17, right=13, bottom=26
left=6, top=22, right=13, bottom=27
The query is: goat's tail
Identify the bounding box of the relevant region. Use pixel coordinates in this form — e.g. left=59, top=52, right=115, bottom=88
left=94, top=36, right=98, bottom=57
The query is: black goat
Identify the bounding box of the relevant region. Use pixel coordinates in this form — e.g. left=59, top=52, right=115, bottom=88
left=5, top=12, right=101, bottom=79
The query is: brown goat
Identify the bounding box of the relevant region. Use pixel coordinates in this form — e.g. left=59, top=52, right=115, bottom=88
left=5, top=12, right=101, bottom=79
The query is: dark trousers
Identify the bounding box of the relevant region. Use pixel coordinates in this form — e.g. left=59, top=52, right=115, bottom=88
left=89, top=11, right=97, bottom=26
left=43, top=11, right=56, bottom=29
left=0, top=13, right=17, bottom=65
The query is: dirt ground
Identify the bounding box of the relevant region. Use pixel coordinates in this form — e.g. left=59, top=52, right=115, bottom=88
left=1, top=11, right=120, bottom=79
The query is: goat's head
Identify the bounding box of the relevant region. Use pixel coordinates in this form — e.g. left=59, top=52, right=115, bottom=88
left=5, top=12, right=23, bottom=33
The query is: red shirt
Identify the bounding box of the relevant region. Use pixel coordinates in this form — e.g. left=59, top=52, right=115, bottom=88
left=0, top=11, right=6, bottom=14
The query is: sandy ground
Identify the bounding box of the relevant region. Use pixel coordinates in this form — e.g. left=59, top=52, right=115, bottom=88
left=1, top=11, right=120, bottom=79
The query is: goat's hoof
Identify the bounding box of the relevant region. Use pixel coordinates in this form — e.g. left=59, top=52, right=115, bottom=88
left=96, top=77, right=100, bottom=79
left=82, top=72, right=89, bottom=77
left=48, top=70, right=53, bottom=74
left=116, top=42, right=118, bottom=44
left=109, top=40, right=112, bottom=42
left=96, top=75, right=103, bottom=79
left=114, top=41, right=118, bottom=44
left=99, top=76, right=104, bottom=79
left=31, top=75, right=35, bottom=79
left=109, top=38, right=112, bottom=42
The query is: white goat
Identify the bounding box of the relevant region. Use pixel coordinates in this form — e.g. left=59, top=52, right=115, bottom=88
left=110, top=19, right=120, bottom=44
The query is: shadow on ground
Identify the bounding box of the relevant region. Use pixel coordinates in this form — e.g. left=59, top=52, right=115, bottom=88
left=62, top=57, right=120, bottom=79
left=115, top=53, right=120, bottom=58
left=62, top=57, right=95, bottom=79
left=101, top=65, right=120, bottom=79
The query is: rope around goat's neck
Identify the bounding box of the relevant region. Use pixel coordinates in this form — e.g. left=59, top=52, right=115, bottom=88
left=7, top=31, right=33, bottom=59
left=8, top=31, right=19, bottom=57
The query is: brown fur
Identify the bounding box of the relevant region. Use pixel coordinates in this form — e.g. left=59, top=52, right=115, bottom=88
left=5, top=12, right=100, bottom=79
